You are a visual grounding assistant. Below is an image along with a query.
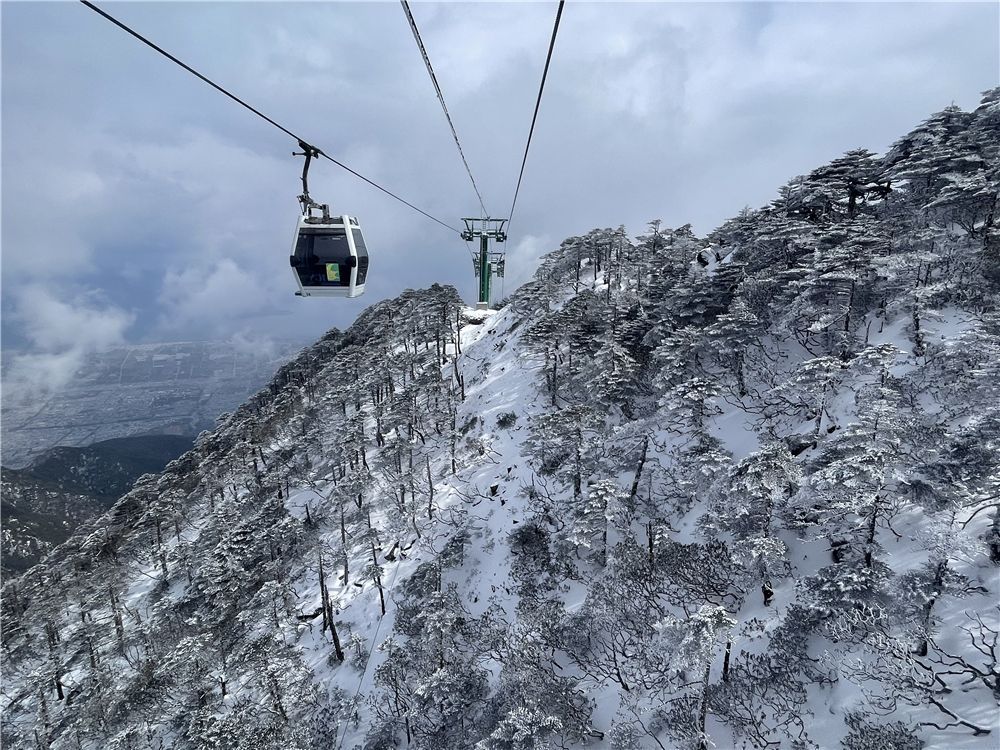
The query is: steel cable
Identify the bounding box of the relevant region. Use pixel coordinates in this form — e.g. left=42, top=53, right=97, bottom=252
left=401, top=0, right=488, bottom=217
left=507, top=0, right=565, bottom=235
left=79, top=0, right=460, bottom=234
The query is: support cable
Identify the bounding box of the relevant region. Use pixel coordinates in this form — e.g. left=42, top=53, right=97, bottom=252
left=400, top=0, right=488, bottom=217
left=79, top=0, right=460, bottom=234
left=507, top=0, right=565, bottom=235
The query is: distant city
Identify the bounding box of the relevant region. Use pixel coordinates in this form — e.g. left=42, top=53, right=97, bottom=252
left=1, top=340, right=303, bottom=468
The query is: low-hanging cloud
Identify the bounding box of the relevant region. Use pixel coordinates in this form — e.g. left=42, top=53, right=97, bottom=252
left=503, top=233, right=553, bottom=294
left=157, top=257, right=277, bottom=339
left=4, top=285, right=135, bottom=400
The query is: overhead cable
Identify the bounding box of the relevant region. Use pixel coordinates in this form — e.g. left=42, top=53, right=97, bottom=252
left=79, top=0, right=460, bottom=234
left=400, top=0, right=488, bottom=217
left=507, top=0, right=565, bottom=234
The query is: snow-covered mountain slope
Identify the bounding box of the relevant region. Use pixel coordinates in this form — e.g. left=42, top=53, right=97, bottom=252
left=2, top=434, right=195, bottom=578
left=3, top=91, right=999, bottom=750
left=0, top=469, right=106, bottom=579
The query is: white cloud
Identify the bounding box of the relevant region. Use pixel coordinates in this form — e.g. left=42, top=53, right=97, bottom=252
left=4, top=285, right=134, bottom=398
left=157, top=257, right=276, bottom=338
left=14, top=285, right=134, bottom=354
left=502, top=233, right=552, bottom=294
left=229, top=329, right=280, bottom=360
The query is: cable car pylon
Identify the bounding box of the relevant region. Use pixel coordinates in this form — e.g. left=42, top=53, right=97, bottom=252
left=461, top=218, right=507, bottom=310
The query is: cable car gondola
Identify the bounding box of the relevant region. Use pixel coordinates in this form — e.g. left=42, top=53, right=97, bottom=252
left=289, top=141, right=368, bottom=299
left=290, top=206, right=369, bottom=298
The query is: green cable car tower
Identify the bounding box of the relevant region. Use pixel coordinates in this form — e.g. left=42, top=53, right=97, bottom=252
left=461, top=217, right=507, bottom=309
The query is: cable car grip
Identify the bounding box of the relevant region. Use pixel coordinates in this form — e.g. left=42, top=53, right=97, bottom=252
left=293, top=140, right=323, bottom=213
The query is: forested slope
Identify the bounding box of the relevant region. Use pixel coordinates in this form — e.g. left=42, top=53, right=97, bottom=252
left=2, top=435, right=196, bottom=578
left=2, top=90, right=998, bottom=750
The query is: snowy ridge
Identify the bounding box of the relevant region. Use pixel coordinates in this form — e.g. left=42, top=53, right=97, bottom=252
left=3, top=91, right=1000, bottom=750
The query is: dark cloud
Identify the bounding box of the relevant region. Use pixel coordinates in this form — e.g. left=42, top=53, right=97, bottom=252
left=2, top=1, right=997, bottom=367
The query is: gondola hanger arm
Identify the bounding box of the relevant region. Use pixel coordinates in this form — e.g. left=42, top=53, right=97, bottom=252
left=293, top=140, right=323, bottom=212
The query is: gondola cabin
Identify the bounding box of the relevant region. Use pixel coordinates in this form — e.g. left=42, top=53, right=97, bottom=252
left=289, top=211, right=369, bottom=298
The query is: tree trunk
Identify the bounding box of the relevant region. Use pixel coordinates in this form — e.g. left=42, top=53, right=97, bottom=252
left=735, top=352, right=748, bottom=397
left=330, top=615, right=345, bottom=662
left=319, top=553, right=330, bottom=634
left=722, top=639, right=732, bottom=683
left=629, top=435, right=649, bottom=502
left=426, top=457, right=434, bottom=519
left=696, top=662, right=711, bottom=750
left=451, top=418, right=458, bottom=475
left=762, top=579, right=774, bottom=607
left=371, top=541, right=386, bottom=616
left=864, top=495, right=882, bottom=569
left=551, top=344, right=559, bottom=407
left=917, top=559, right=947, bottom=656
left=453, top=357, right=465, bottom=401
left=647, top=520, right=655, bottom=573
left=989, top=507, right=1000, bottom=564
left=811, top=381, right=828, bottom=447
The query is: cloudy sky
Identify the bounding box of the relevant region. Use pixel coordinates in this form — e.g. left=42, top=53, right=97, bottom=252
left=2, top=1, right=998, bottom=388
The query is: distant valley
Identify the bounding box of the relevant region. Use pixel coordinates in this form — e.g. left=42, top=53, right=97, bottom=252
left=1, top=340, right=301, bottom=577
left=1, top=340, right=301, bottom=467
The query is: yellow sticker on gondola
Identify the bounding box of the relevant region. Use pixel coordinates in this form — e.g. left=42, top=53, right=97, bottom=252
left=325, top=263, right=341, bottom=282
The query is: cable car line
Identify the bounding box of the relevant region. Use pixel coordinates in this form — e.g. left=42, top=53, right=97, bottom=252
left=506, top=0, right=565, bottom=234
left=78, top=0, right=460, bottom=235
left=316, top=153, right=459, bottom=234
left=400, top=0, right=488, bottom=217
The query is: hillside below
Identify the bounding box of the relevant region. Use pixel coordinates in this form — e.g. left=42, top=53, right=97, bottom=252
left=1, top=434, right=196, bottom=577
